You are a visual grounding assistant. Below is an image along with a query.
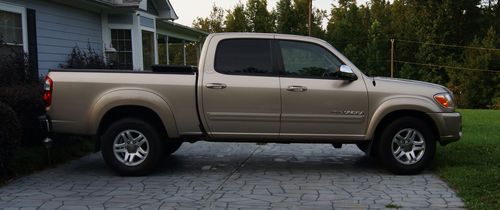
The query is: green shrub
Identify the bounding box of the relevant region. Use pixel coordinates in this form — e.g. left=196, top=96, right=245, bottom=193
left=0, top=102, right=21, bottom=176
left=0, top=85, right=45, bottom=145
left=0, top=39, right=38, bottom=87
left=0, top=38, right=45, bottom=146
left=491, top=97, right=500, bottom=110
left=61, top=43, right=115, bottom=69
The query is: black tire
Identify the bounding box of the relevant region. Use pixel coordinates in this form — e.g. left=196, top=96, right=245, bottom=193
left=101, top=118, right=164, bottom=176
left=377, top=117, right=436, bottom=175
left=165, top=141, right=183, bottom=156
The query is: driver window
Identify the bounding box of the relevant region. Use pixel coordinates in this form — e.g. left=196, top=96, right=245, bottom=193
left=279, top=40, right=343, bottom=78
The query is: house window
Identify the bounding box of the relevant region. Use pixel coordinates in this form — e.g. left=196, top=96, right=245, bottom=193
left=168, top=37, right=185, bottom=65
left=157, top=34, right=168, bottom=65
left=142, top=30, right=154, bottom=70
left=185, top=41, right=199, bottom=66
left=111, top=29, right=133, bottom=70
left=157, top=34, right=200, bottom=66
left=0, top=9, right=24, bottom=57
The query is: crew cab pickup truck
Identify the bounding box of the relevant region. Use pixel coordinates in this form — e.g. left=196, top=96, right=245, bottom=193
left=43, top=33, right=461, bottom=175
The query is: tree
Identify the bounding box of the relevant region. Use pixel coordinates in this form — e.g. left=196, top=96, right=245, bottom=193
left=448, top=28, right=498, bottom=108
left=275, top=0, right=295, bottom=34
left=366, top=20, right=389, bottom=76
left=327, top=1, right=369, bottom=70
left=193, top=5, right=225, bottom=33
left=246, top=0, right=274, bottom=32
left=291, top=0, right=310, bottom=35
left=225, top=3, right=250, bottom=32
left=311, top=8, right=327, bottom=39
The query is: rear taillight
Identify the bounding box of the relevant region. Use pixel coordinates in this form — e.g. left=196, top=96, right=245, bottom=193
left=43, top=76, right=53, bottom=108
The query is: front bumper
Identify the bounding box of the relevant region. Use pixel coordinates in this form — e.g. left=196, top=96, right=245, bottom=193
left=428, top=112, right=462, bottom=145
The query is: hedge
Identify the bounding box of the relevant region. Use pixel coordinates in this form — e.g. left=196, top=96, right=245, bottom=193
left=0, top=102, right=21, bottom=176
left=0, top=85, right=45, bottom=145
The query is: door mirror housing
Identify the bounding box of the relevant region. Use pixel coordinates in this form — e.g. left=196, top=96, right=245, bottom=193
left=339, top=65, right=358, bottom=81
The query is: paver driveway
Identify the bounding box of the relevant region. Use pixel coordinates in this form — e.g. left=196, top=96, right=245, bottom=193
left=0, top=142, right=464, bottom=209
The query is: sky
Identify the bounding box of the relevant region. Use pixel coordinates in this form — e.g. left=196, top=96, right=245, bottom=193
left=169, top=0, right=371, bottom=27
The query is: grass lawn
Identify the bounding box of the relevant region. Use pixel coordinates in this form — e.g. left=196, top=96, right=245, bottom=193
left=433, top=109, right=500, bottom=210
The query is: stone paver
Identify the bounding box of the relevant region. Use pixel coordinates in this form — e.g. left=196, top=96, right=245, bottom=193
left=0, top=142, right=464, bottom=209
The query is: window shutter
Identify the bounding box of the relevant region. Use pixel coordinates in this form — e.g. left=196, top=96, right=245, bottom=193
left=27, top=8, right=38, bottom=78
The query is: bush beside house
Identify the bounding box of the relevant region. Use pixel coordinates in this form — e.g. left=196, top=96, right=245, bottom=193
left=0, top=38, right=44, bottom=175
left=0, top=102, right=21, bottom=176
left=0, top=39, right=98, bottom=183
left=0, top=85, right=45, bottom=145
left=61, top=44, right=115, bottom=69
left=0, top=39, right=45, bottom=146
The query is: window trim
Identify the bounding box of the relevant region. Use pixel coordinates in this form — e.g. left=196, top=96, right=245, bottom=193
left=213, top=38, right=279, bottom=77
left=274, top=39, right=347, bottom=80
left=0, top=2, right=28, bottom=53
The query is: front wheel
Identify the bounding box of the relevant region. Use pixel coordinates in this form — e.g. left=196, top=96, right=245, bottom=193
left=377, top=117, right=436, bottom=175
left=101, top=118, right=164, bottom=176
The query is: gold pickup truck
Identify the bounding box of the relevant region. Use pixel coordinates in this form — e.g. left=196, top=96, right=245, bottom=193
left=42, top=33, right=461, bottom=176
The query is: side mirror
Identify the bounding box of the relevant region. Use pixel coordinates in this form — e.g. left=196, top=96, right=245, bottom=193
left=339, top=65, right=358, bottom=81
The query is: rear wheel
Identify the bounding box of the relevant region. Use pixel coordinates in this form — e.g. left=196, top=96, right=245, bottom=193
left=377, top=117, right=436, bottom=175
left=101, top=118, right=164, bottom=176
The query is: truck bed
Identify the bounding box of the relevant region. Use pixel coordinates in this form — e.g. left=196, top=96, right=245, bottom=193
left=47, top=69, right=201, bottom=136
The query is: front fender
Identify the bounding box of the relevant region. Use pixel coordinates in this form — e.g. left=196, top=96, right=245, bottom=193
left=366, top=96, right=441, bottom=139
left=88, top=88, right=179, bottom=137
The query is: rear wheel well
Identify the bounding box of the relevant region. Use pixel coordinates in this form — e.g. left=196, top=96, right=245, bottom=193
left=96, top=106, right=167, bottom=150
left=370, top=110, right=439, bottom=156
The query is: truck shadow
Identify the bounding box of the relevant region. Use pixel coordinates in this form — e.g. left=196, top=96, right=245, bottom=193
left=70, top=142, right=406, bottom=177
left=152, top=142, right=386, bottom=175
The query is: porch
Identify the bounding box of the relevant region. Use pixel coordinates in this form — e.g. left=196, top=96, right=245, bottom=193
left=102, top=11, right=207, bottom=70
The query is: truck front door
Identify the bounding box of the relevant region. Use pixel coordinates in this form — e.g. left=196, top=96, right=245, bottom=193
left=276, top=39, right=369, bottom=141
left=201, top=36, right=281, bottom=139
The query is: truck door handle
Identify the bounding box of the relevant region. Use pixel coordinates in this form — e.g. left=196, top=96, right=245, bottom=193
left=287, top=86, right=307, bottom=92
left=206, top=83, right=227, bottom=89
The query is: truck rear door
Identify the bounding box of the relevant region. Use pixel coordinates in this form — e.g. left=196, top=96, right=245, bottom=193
left=200, top=35, right=281, bottom=139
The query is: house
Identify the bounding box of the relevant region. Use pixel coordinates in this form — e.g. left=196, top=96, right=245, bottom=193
left=0, top=0, right=208, bottom=75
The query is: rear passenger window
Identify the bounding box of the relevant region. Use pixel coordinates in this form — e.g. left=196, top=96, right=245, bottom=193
left=214, top=39, right=274, bottom=75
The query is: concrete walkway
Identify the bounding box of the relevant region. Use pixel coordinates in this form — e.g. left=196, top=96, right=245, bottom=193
left=0, top=142, right=464, bottom=209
